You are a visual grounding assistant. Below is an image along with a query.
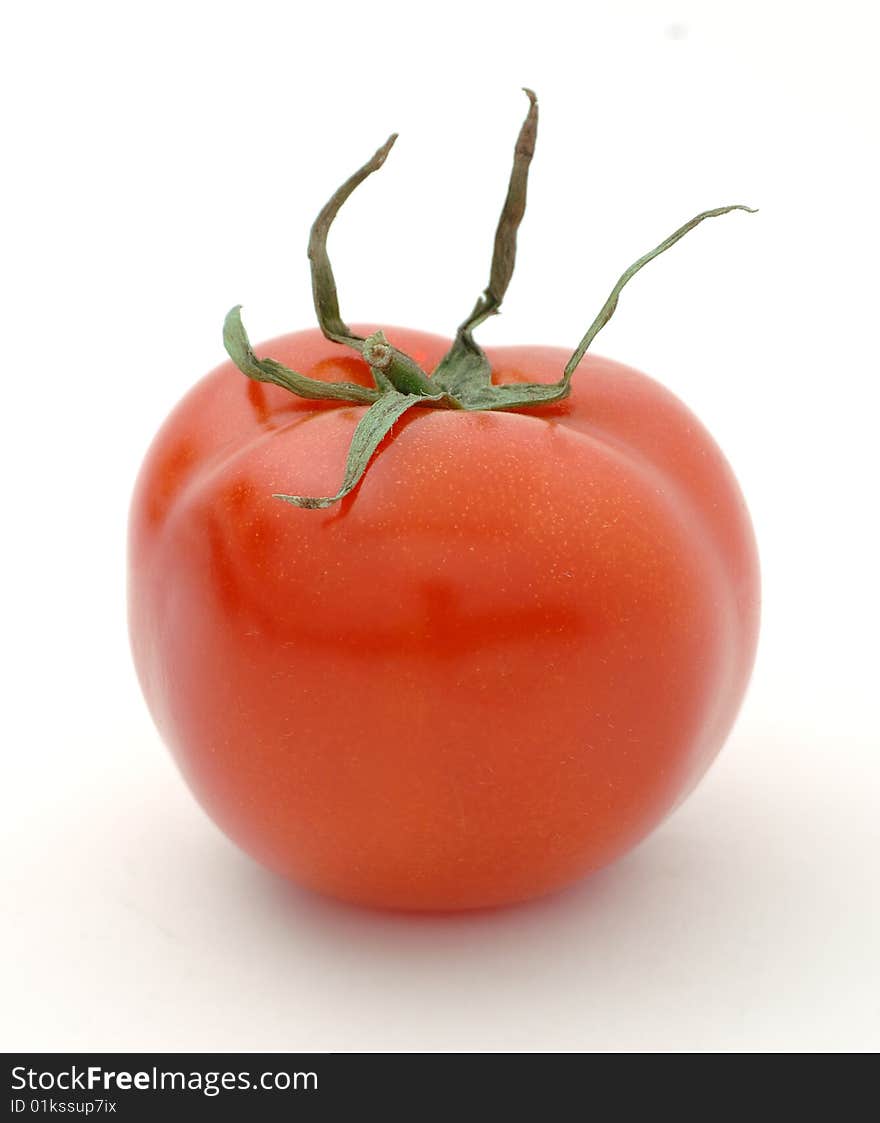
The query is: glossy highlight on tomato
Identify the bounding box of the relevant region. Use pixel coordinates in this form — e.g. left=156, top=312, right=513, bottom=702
left=128, top=325, right=759, bottom=910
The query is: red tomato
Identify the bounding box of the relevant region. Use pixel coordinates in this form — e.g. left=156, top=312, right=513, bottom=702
left=128, top=325, right=759, bottom=910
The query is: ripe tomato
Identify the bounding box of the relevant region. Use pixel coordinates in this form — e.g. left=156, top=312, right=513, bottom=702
left=128, top=325, right=759, bottom=909
left=128, top=90, right=758, bottom=909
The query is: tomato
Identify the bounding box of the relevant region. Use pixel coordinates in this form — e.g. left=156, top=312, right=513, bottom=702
left=128, top=91, right=758, bottom=909
left=128, top=324, right=758, bottom=909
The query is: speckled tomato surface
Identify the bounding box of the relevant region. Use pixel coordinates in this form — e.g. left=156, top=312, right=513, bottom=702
left=128, top=325, right=759, bottom=910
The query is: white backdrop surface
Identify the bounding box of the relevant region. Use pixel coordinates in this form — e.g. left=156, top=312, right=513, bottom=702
left=2, top=0, right=878, bottom=1052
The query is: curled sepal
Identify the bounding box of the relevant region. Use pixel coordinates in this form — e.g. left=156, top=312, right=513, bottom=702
left=307, top=141, right=436, bottom=395
left=564, top=204, right=758, bottom=381
left=462, top=87, right=539, bottom=335
left=430, top=336, right=490, bottom=403
left=433, top=89, right=539, bottom=400
left=454, top=379, right=570, bottom=412
left=273, top=389, right=439, bottom=509
left=308, top=134, right=398, bottom=350
left=223, top=306, right=379, bottom=404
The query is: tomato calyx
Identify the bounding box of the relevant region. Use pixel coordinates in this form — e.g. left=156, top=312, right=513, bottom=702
left=223, top=90, right=756, bottom=509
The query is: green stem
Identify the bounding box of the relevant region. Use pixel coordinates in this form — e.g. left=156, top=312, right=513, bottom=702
left=222, top=90, right=757, bottom=510
left=362, top=331, right=437, bottom=396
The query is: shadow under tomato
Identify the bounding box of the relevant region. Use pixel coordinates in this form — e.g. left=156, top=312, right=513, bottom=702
left=193, top=750, right=781, bottom=984
left=213, top=823, right=686, bottom=946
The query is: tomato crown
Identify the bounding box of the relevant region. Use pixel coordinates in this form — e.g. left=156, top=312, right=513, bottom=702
left=223, top=90, right=755, bottom=509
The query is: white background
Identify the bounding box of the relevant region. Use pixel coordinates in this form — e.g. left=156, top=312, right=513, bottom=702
left=2, top=0, right=878, bottom=1052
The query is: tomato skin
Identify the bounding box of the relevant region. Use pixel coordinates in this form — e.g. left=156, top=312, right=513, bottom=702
left=128, top=326, right=759, bottom=910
